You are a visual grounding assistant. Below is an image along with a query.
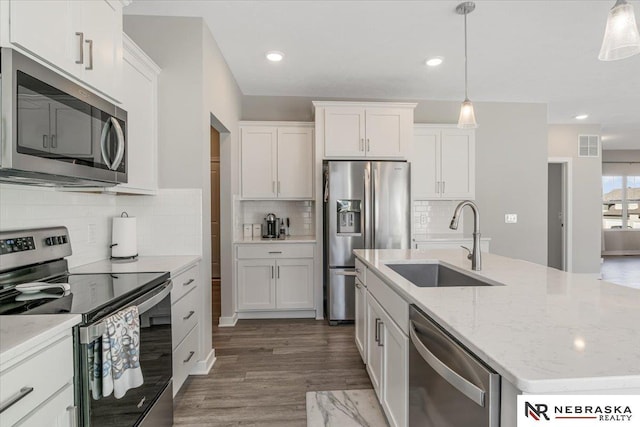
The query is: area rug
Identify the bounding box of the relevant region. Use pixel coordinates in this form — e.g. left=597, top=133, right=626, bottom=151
left=306, top=389, right=388, bottom=427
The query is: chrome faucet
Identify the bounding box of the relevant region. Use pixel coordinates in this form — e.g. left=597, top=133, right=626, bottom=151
left=449, top=200, right=482, bottom=271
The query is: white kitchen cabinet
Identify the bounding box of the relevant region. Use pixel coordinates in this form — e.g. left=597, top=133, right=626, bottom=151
left=240, top=123, right=314, bottom=199
left=314, top=102, right=416, bottom=159
left=354, top=277, right=367, bottom=363
left=236, top=243, right=315, bottom=315
left=5, top=0, right=124, bottom=102
left=380, top=308, right=409, bottom=427
left=412, top=125, right=475, bottom=200
left=366, top=294, right=384, bottom=397
left=107, top=34, right=160, bottom=195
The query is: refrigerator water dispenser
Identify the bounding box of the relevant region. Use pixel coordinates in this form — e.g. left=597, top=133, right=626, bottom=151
left=337, top=200, right=361, bottom=234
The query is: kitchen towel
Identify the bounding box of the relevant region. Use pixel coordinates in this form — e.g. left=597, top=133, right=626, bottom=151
left=88, top=306, right=144, bottom=399
left=111, top=213, right=137, bottom=258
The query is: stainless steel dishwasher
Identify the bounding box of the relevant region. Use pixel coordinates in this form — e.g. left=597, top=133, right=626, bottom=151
left=409, top=305, right=500, bottom=427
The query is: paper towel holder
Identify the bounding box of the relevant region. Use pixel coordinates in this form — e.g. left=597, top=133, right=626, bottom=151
left=110, top=211, right=139, bottom=262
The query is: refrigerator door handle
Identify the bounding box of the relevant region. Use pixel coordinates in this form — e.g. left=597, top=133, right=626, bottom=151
left=363, top=166, right=372, bottom=249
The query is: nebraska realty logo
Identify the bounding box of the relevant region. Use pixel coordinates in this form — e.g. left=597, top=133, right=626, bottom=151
left=517, top=396, right=640, bottom=426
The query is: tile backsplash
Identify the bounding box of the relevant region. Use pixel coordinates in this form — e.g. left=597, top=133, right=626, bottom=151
left=236, top=200, right=314, bottom=240
left=413, top=200, right=464, bottom=240
left=0, top=184, right=202, bottom=267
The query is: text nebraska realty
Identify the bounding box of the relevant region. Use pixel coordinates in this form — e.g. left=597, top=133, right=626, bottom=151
left=528, top=403, right=633, bottom=422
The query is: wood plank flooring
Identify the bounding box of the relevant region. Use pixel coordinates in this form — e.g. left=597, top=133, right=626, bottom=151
left=173, top=319, right=372, bottom=426
left=601, top=255, right=640, bottom=288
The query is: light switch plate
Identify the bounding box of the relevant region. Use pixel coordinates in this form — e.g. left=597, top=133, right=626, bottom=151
left=505, top=214, right=518, bottom=224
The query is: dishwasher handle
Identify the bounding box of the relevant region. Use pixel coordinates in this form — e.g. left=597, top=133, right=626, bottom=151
left=409, top=320, right=485, bottom=407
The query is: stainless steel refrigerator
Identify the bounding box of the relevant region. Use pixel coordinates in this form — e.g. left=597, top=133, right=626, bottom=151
left=323, top=160, right=410, bottom=324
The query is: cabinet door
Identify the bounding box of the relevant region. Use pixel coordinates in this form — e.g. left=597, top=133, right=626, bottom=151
left=381, top=311, right=409, bottom=427
left=277, top=127, right=313, bottom=199
left=9, top=0, right=76, bottom=76
left=354, top=278, right=367, bottom=363
left=440, top=129, right=475, bottom=199
left=241, top=127, right=277, bottom=198
left=324, top=107, right=365, bottom=157
left=411, top=128, right=440, bottom=199
left=365, top=108, right=405, bottom=158
left=237, top=259, right=276, bottom=310
left=366, top=296, right=384, bottom=397
left=275, top=258, right=314, bottom=309
left=79, top=0, right=123, bottom=100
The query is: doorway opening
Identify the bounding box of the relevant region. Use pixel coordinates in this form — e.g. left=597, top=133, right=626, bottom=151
left=548, top=158, right=573, bottom=272
left=211, top=126, right=221, bottom=322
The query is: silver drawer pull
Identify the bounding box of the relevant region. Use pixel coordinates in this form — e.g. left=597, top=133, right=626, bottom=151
left=268, top=251, right=282, bottom=254
left=0, top=387, right=34, bottom=413
left=335, top=271, right=357, bottom=276
left=183, top=278, right=195, bottom=287
left=183, top=351, right=195, bottom=363
left=183, top=310, right=195, bottom=320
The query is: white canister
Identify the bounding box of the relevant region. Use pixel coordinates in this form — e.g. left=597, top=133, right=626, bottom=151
left=252, top=224, right=262, bottom=239
left=111, top=212, right=138, bottom=258
left=243, top=224, right=252, bottom=240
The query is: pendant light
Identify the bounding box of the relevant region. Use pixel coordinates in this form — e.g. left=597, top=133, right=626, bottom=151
left=599, top=0, right=640, bottom=61
left=457, top=2, right=478, bottom=129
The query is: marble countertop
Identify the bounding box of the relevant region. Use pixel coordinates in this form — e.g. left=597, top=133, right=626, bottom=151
left=234, top=236, right=316, bottom=244
left=0, top=314, right=81, bottom=367
left=354, top=248, right=640, bottom=393
left=71, top=255, right=201, bottom=277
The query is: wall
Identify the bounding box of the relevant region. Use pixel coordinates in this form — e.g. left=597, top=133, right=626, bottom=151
left=602, top=150, right=640, bottom=162
left=242, top=96, right=549, bottom=266
left=548, top=124, right=602, bottom=273
left=237, top=201, right=314, bottom=239
left=412, top=200, right=463, bottom=241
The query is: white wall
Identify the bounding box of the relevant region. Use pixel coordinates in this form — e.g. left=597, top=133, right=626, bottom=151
left=548, top=124, right=602, bottom=273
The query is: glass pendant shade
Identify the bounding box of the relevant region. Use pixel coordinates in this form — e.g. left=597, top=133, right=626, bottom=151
left=599, top=0, right=640, bottom=61
left=458, top=99, right=477, bottom=128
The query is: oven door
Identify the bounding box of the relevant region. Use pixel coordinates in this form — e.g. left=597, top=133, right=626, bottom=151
left=76, top=281, right=173, bottom=427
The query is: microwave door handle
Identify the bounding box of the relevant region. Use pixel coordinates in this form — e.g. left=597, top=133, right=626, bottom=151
left=100, top=119, right=114, bottom=170
left=109, top=117, right=125, bottom=171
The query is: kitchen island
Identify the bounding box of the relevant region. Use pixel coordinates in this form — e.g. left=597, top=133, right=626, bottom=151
left=354, top=248, right=640, bottom=426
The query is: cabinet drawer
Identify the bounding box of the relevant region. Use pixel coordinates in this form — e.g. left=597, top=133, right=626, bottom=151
left=367, top=271, right=409, bottom=335
left=13, top=382, right=74, bottom=427
left=172, top=324, right=199, bottom=396
left=355, top=258, right=366, bottom=283
left=0, top=334, right=73, bottom=426
left=237, top=244, right=314, bottom=259
left=171, top=286, right=199, bottom=350
left=171, top=263, right=199, bottom=303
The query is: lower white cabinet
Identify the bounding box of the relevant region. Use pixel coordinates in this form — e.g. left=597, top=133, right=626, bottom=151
left=354, top=277, right=367, bottom=362
left=236, top=243, right=315, bottom=315
left=170, top=261, right=201, bottom=396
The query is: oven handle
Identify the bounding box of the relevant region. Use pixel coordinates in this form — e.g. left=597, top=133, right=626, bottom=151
left=79, top=280, right=173, bottom=344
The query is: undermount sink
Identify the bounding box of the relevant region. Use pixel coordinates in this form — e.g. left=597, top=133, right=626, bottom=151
left=386, top=263, right=497, bottom=287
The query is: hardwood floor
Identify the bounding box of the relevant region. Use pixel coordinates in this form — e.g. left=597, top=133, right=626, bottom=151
left=601, top=255, right=640, bottom=288
left=173, top=319, right=372, bottom=426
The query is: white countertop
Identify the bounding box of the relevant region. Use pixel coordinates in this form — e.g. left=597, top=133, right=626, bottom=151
left=354, top=248, right=640, bottom=393
left=234, top=236, right=316, bottom=244
left=0, top=314, right=81, bottom=367
left=71, top=255, right=201, bottom=277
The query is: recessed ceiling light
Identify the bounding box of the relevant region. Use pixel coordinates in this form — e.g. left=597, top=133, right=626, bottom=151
left=425, top=57, right=444, bottom=67
left=575, top=114, right=589, bottom=120
left=266, top=51, right=284, bottom=62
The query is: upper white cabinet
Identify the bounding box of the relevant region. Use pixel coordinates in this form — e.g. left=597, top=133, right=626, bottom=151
left=314, top=102, right=416, bottom=159
left=107, top=34, right=161, bottom=195
left=5, top=0, right=125, bottom=102
left=240, top=123, right=314, bottom=199
left=411, top=125, right=475, bottom=200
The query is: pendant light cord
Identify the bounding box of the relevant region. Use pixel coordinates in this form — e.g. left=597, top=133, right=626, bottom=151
left=464, top=11, right=468, bottom=100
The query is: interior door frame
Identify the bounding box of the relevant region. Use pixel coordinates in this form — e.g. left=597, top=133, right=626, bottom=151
left=548, top=157, right=573, bottom=272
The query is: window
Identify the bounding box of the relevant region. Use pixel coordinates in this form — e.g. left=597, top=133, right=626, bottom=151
left=603, top=175, right=640, bottom=230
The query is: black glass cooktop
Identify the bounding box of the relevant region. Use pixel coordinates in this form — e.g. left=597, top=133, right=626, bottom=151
left=0, top=272, right=168, bottom=321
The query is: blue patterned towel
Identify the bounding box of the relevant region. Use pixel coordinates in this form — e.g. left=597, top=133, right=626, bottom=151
left=88, top=306, right=144, bottom=399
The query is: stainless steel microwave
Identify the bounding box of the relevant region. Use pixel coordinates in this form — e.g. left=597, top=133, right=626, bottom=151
left=0, top=48, right=127, bottom=187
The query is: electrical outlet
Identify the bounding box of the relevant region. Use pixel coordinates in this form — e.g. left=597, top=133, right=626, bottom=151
left=505, top=214, right=518, bottom=224
left=420, top=214, right=427, bottom=225
left=87, top=223, right=97, bottom=244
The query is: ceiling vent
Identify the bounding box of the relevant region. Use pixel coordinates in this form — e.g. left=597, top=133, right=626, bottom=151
left=578, top=135, right=600, bottom=157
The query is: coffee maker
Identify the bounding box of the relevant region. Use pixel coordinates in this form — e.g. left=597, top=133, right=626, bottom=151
left=262, top=213, right=279, bottom=238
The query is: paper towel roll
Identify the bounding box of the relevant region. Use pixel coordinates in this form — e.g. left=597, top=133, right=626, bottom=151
left=111, top=215, right=138, bottom=258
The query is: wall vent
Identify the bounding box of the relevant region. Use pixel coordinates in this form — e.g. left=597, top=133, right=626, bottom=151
left=578, top=135, right=600, bottom=157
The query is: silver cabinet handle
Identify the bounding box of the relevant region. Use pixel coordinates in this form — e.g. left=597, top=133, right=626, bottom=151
left=374, top=318, right=380, bottom=342
left=277, top=265, right=280, bottom=279
left=271, top=266, right=274, bottom=279
left=109, top=118, right=125, bottom=170
left=42, top=135, right=48, bottom=148
left=366, top=138, right=370, bottom=152
left=75, top=32, right=84, bottom=64
left=360, top=138, right=364, bottom=151
left=0, top=386, right=34, bottom=413
left=67, top=405, right=78, bottom=426
left=442, top=181, right=445, bottom=194
left=335, top=271, right=357, bottom=276
left=268, top=251, right=282, bottom=254
left=277, top=181, right=281, bottom=194
left=183, top=278, right=195, bottom=287
left=85, top=39, right=93, bottom=70
left=183, top=351, right=195, bottom=363
left=51, top=135, right=57, bottom=149
left=409, top=320, right=485, bottom=407
left=183, top=310, right=195, bottom=320
left=378, top=321, right=384, bottom=347
left=272, top=181, right=275, bottom=194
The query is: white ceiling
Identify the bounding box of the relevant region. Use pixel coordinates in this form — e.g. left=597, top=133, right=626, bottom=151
left=125, top=0, right=640, bottom=149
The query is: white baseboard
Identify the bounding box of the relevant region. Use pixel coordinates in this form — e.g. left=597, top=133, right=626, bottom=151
left=191, top=349, right=216, bottom=375
left=218, top=313, right=238, bottom=327
left=237, top=310, right=316, bottom=319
